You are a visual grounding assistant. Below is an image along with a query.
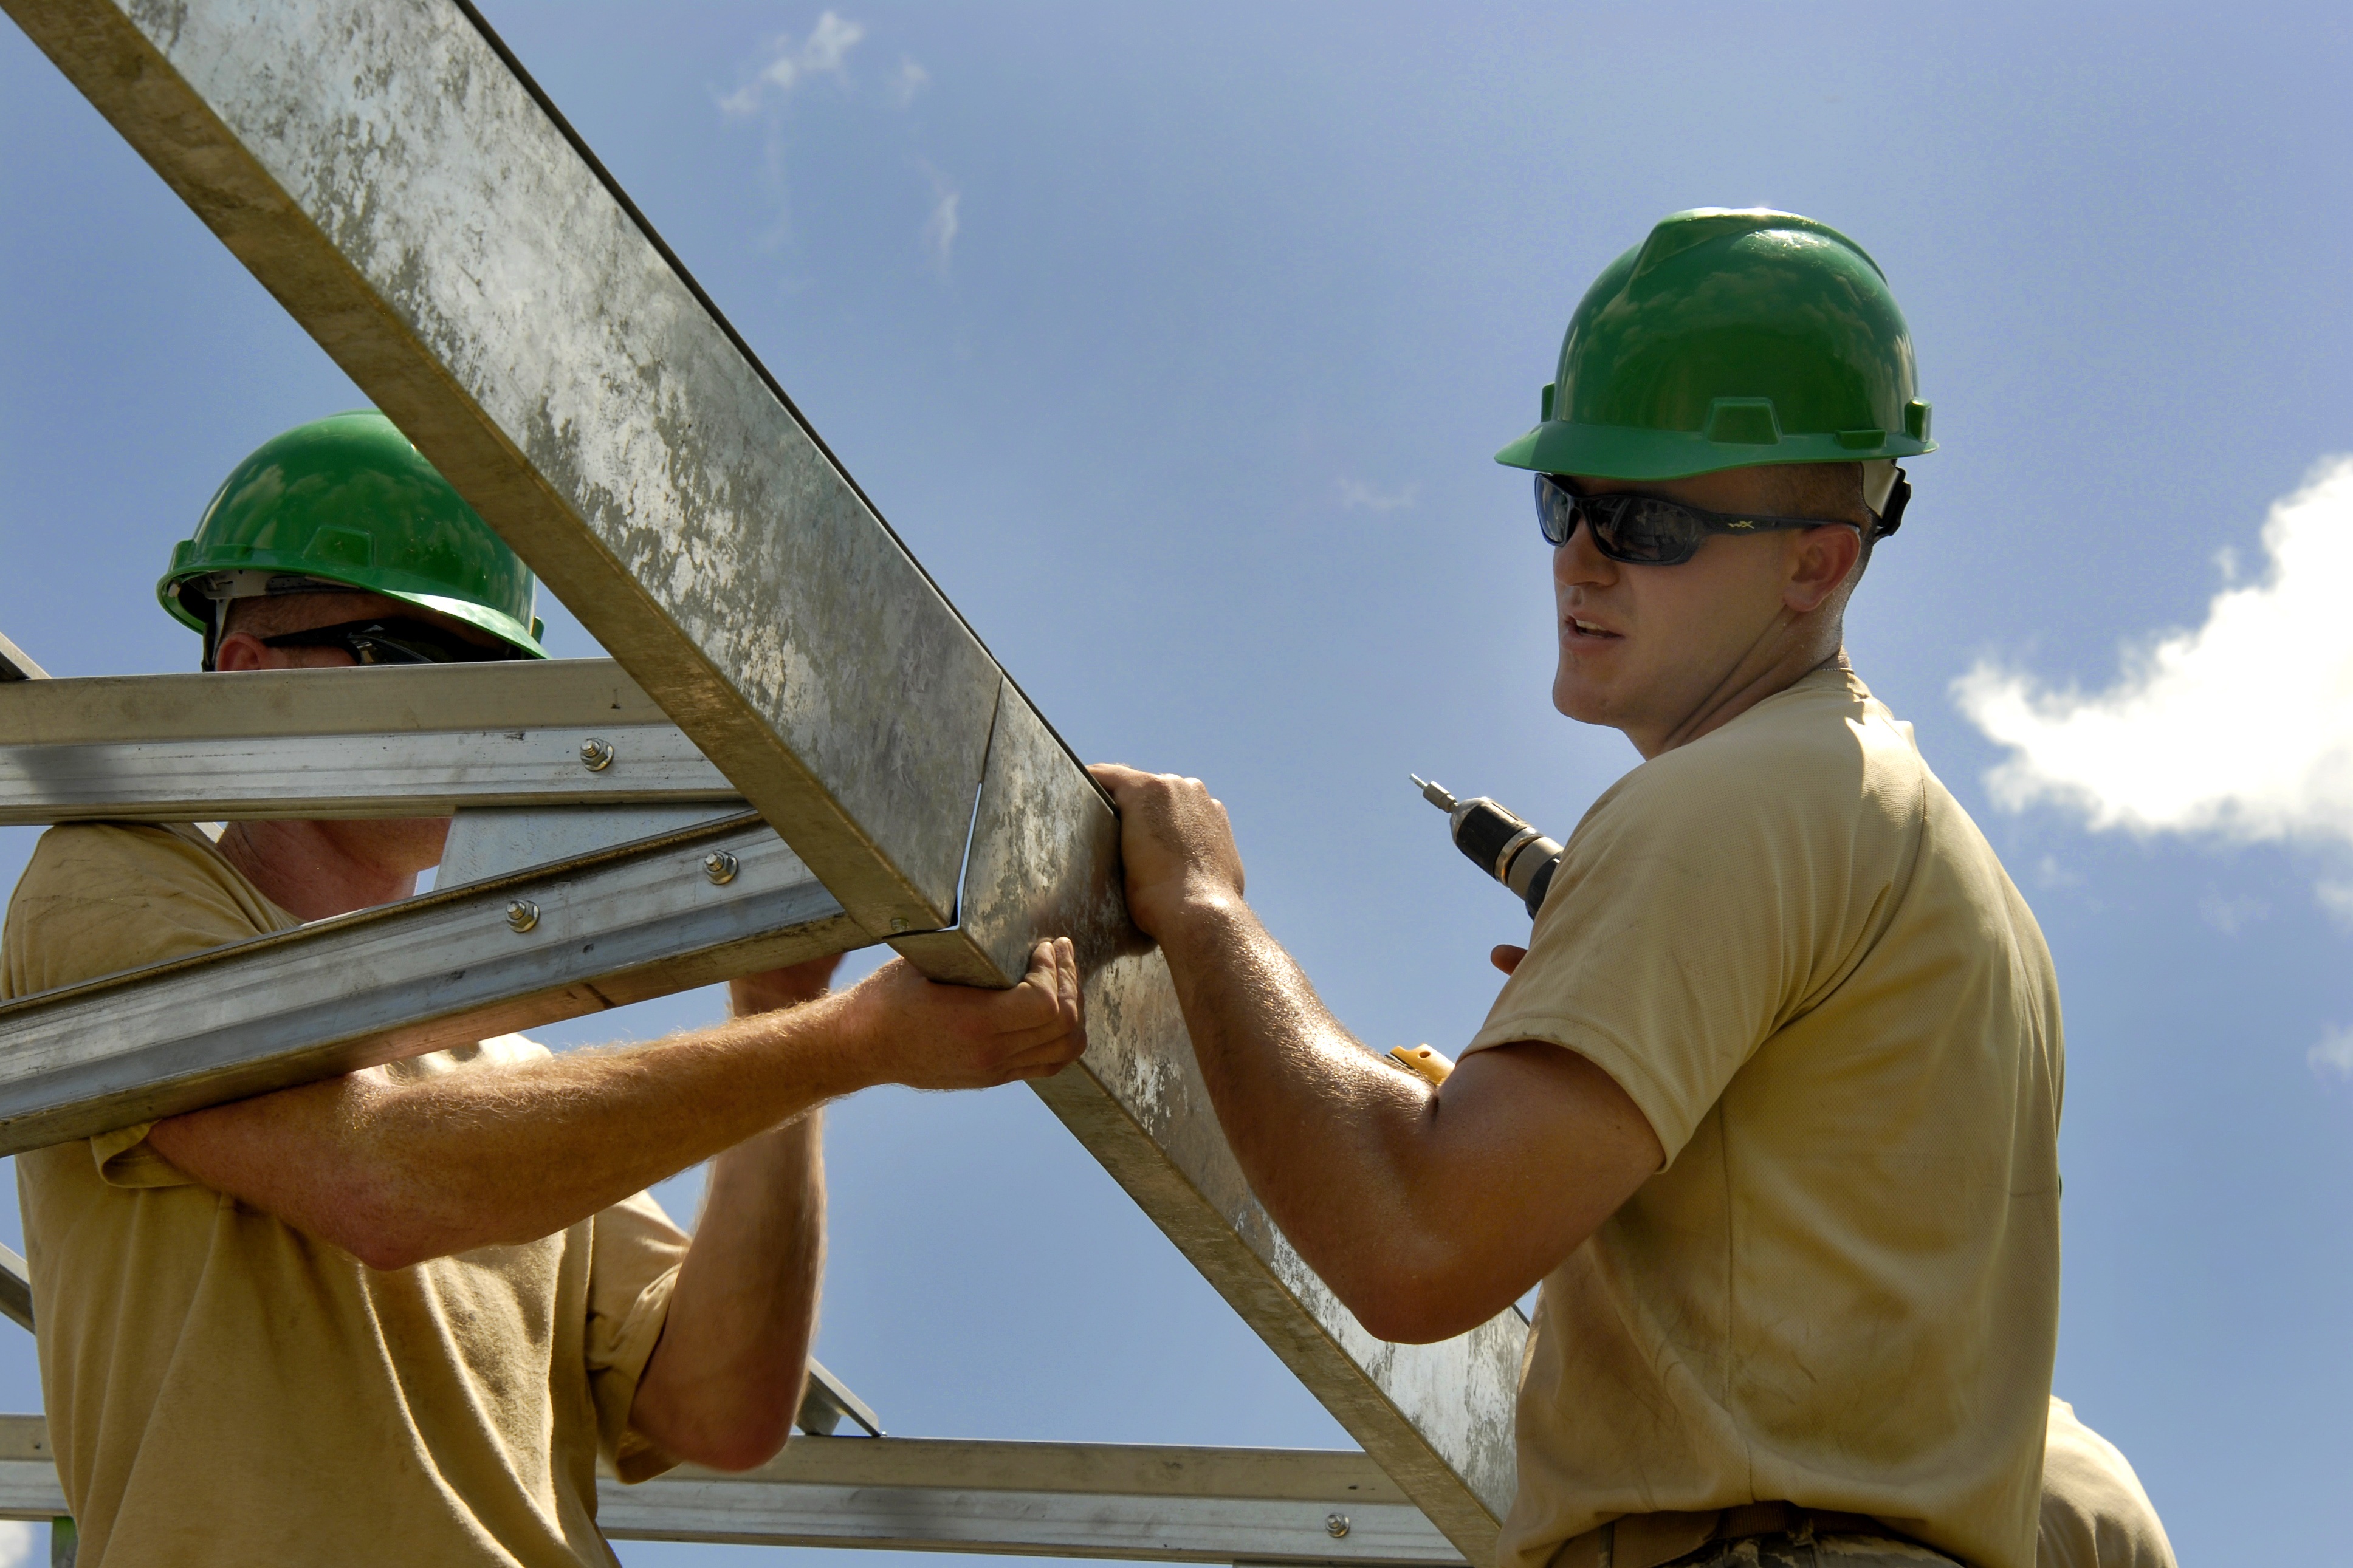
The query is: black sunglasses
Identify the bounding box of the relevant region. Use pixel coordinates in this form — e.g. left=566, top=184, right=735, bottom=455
left=259, top=617, right=525, bottom=665
left=1536, top=472, right=1904, bottom=566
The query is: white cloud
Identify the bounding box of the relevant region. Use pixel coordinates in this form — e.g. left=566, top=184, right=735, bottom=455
left=1338, top=479, right=1417, bottom=512
left=721, top=12, right=866, bottom=116
left=920, top=165, right=960, bottom=273
left=887, top=56, right=931, bottom=108
left=2310, top=1022, right=2353, bottom=1080
left=1954, top=456, right=2353, bottom=847
left=0, top=1523, right=37, bottom=1568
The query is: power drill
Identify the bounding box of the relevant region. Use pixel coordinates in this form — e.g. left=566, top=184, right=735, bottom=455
left=1409, top=775, right=1565, bottom=920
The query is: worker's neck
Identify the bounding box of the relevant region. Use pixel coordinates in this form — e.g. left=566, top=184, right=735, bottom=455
left=1632, top=626, right=1850, bottom=761
left=216, top=819, right=425, bottom=922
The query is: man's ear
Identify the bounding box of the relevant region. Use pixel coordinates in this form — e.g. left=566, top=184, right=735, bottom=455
left=1783, top=524, right=1863, bottom=615
left=211, top=630, right=277, bottom=673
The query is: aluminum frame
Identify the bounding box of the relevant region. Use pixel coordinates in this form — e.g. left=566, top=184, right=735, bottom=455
left=0, top=0, right=1526, bottom=1553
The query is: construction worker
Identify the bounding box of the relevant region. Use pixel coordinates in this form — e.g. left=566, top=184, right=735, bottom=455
left=1087, top=210, right=2077, bottom=1568
left=1, top=411, right=1087, bottom=1567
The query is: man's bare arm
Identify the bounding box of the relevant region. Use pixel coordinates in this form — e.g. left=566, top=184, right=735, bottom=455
left=1091, top=766, right=1660, bottom=1343
left=146, top=939, right=1085, bottom=1272
left=628, top=964, right=833, bottom=1470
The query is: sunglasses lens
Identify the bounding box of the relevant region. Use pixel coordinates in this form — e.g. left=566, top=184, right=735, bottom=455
left=1536, top=478, right=1702, bottom=564
left=1587, top=496, right=1701, bottom=564
left=1534, top=474, right=1579, bottom=544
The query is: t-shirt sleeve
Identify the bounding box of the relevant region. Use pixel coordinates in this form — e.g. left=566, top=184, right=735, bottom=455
left=586, top=1188, right=692, bottom=1483
left=2, top=823, right=299, bottom=1187
left=2037, top=1397, right=2178, bottom=1568
left=1462, top=755, right=1838, bottom=1163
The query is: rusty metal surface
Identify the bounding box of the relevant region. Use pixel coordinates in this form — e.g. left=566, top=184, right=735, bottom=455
left=2, top=0, right=998, bottom=939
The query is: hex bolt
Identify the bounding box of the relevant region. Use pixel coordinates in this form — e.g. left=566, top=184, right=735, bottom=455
left=506, top=899, right=540, bottom=934
left=889, top=917, right=910, bottom=933
left=702, top=851, right=740, bottom=886
left=579, top=737, right=615, bottom=772
left=1325, top=1514, right=1351, bottom=1539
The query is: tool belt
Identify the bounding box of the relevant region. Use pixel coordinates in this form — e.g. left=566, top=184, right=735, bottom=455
left=1549, top=1501, right=1918, bottom=1568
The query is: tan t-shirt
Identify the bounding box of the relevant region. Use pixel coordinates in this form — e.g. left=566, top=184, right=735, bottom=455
left=2038, top=1399, right=2176, bottom=1568
left=1463, top=668, right=2063, bottom=1568
left=3, top=822, right=690, bottom=1567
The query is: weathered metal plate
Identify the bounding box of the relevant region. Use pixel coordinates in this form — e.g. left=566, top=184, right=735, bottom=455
left=1, top=0, right=1000, bottom=937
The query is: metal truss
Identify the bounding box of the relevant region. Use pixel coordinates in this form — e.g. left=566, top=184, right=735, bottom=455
left=0, top=0, right=1527, bottom=1559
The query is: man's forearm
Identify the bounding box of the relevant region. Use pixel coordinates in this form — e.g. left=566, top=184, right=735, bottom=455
left=1153, top=897, right=1446, bottom=1297
left=630, top=1113, right=824, bottom=1469
left=1156, top=895, right=1660, bottom=1341
left=148, top=995, right=869, bottom=1270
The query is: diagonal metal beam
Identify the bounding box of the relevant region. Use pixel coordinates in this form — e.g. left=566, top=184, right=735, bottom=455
left=0, top=632, right=45, bottom=683
left=1, top=2, right=1523, bottom=1556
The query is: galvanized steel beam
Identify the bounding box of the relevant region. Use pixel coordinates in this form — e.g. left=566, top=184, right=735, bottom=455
left=0, top=659, right=665, bottom=745
left=0, top=1418, right=1463, bottom=1565
left=0, top=815, right=862, bottom=1154
left=1, top=1, right=1523, bottom=1554
left=0, top=725, right=737, bottom=825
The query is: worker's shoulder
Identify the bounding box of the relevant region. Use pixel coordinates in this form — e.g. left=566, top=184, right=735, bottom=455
left=4, top=823, right=295, bottom=998
left=2039, top=1398, right=2178, bottom=1568
left=1612, top=667, right=1924, bottom=824
left=12, top=821, right=244, bottom=908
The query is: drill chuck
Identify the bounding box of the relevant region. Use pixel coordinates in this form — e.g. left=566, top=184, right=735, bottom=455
left=1411, top=775, right=1564, bottom=919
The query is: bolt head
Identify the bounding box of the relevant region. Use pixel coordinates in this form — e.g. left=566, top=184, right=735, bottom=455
left=889, top=916, right=910, bottom=933
left=1325, top=1514, right=1351, bottom=1539
left=702, top=851, right=740, bottom=885
left=505, top=899, right=540, bottom=933
left=579, top=737, right=615, bottom=772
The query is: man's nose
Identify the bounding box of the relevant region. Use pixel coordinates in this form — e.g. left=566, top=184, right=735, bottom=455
left=1552, top=522, right=1613, bottom=587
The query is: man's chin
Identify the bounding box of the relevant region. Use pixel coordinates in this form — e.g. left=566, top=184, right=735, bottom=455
left=1551, top=674, right=1613, bottom=727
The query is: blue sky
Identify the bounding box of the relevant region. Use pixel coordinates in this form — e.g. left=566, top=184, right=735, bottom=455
left=5, top=2, right=2353, bottom=1563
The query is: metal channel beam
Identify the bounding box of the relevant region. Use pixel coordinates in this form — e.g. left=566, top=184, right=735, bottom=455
left=2, top=3, right=1521, bottom=1556
left=0, top=659, right=666, bottom=744
left=0, top=816, right=862, bottom=1154
left=0, top=725, right=737, bottom=824
left=0, top=660, right=738, bottom=822
left=0, top=1417, right=1466, bottom=1566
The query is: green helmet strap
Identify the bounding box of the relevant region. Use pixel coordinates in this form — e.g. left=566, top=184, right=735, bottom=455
left=1497, top=208, right=1936, bottom=487
left=159, top=411, right=548, bottom=666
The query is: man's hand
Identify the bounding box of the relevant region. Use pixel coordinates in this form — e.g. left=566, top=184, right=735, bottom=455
left=836, top=937, right=1086, bottom=1090
left=1088, top=764, right=1247, bottom=939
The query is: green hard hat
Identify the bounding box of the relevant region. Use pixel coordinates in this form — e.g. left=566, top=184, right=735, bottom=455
left=159, top=410, right=548, bottom=659
left=1496, top=208, right=1935, bottom=481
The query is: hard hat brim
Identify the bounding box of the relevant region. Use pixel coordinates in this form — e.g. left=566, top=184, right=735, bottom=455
left=157, top=552, right=549, bottom=660
left=1496, top=420, right=1935, bottom=482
